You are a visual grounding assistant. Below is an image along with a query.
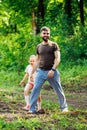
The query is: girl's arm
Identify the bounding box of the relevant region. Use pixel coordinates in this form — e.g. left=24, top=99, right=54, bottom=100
left=19, top=73, right=29, bottom=86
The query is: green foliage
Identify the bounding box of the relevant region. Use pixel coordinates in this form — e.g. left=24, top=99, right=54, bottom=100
left=59, top=63, right=87, bottom=92
left=0, top=0, right=87, bottom=71
left=0, top=118, right=41, bottom=130
left=56, top=25, right=87, bottom=64
left=0, top=64, right=87, bottom=130
left=0, top=1, right=87, bottom=129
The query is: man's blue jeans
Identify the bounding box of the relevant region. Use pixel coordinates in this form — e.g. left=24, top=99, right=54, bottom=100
left=29, top=68, right=68, bottom=112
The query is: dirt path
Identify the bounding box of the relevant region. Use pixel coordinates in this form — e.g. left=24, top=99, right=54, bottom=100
left=0, top=87, right=87, bottom=122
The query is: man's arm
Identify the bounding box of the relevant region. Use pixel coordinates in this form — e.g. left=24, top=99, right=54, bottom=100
left=47, top=50, right=60, bottom=78
left=52, top=50, right=60, bottom=69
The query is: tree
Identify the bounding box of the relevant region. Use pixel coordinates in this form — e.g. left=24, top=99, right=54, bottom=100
left=36, top=0, right=44, bottom=34
left=78, top=0, right=84, bottom=25
left=64, top=0, right=73, bottom=35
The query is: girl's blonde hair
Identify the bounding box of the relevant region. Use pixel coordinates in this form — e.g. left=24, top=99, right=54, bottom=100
left=29, top=55, right=36, bottom=59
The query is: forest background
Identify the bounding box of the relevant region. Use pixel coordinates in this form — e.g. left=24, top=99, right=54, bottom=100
left=0, top=0, right=87, bottom=130
left=0, top=0, right=87, bottom=72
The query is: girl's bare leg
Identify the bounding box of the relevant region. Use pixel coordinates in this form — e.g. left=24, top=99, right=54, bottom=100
left=23, top=84, right=33, bottom=109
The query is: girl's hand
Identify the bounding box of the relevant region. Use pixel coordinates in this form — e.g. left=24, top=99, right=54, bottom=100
left=19, top=80, right=25, bottom=86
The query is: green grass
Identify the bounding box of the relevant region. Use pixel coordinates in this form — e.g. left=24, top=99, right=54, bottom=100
left=0, top=64, right=87, bottom=130
left=59, top=64, right=87, bottom=91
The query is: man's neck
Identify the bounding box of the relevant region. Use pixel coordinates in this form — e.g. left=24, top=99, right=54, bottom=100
left=42, top=40, right=50, bottom=45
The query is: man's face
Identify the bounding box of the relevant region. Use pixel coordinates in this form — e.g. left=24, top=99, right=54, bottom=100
left=40, top=30, right=50, bottom=42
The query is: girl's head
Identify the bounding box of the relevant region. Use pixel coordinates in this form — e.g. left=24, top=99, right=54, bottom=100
left=29, top=55, right=36, bottom=65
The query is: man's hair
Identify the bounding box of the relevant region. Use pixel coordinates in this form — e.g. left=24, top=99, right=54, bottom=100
left=40, top=26, right=50, bottom=32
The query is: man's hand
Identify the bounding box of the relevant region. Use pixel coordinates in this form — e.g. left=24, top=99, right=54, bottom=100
left=47, top=70, right=54, bottom=78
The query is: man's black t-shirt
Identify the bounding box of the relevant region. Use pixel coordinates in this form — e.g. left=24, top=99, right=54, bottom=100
left=36, top=42, right=60, bottom=70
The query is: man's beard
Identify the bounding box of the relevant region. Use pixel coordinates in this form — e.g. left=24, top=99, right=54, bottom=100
left=42, top=37, right=49, bottom=42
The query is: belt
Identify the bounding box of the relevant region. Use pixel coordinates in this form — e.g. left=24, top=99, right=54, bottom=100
left=39, top=67, right=51, bottom=71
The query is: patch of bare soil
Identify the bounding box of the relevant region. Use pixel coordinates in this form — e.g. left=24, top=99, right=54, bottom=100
left=0, top=101, right=29, bottom=121
left=0, top=86, right=87, bottom=122
left=43, top=85, right=87, bottom=110
left=0, top=100, right=47, bottom=122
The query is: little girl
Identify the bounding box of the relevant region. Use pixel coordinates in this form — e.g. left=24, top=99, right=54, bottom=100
left=19, top=55, right=41, bottom=111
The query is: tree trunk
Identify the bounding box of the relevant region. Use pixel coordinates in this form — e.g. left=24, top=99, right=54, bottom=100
left=65, top=0, right=72, bottom=20
left=32, top=10, right=36, bottom=35
left=36, top=0, right=44, bottom=34
left=64, top=0, right=73, bottom=35
left=79, top=0, right=84, bottom=25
